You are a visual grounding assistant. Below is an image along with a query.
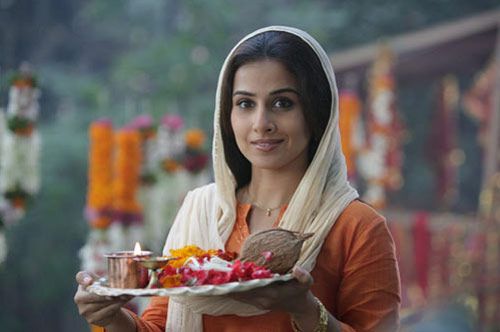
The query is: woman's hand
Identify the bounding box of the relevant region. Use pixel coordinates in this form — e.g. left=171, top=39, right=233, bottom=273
left=229, top=266, right=315, bottom=316
left=230, top=266, right=339, bottom=331
left=73, top=271, right=133, bottom=328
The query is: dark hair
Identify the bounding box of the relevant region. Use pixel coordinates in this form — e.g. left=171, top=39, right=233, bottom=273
left=220, top=31, right=332, bottom=189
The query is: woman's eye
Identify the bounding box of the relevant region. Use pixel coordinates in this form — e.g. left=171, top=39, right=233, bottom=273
left=273, top=98, right=294, bottom=109
left=236, top=99, right=254, bottom=109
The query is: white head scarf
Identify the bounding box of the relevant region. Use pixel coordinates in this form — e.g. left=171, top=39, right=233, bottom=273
left=163, top=26, right=358, bottom=332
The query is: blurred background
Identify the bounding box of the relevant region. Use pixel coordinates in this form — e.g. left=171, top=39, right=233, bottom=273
left=0, top=0, right=499, bottom=331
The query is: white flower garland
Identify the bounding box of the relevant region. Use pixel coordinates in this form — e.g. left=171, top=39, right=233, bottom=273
left=0, top=72, right=41, bottom=264
left=0, top=130, right=40, bottom=194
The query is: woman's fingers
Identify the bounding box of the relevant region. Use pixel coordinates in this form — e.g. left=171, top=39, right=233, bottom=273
left=75, top=286, right=118, bottom=304
left=75, top=271, right=99, bottom=287
left=85, top=301, right=125, bottom=326
left=74, top=270, right=133, bottom=327
left=229, top=266, right=314, bottom=312
left=292, top=266, right=313, bottom=287
left=76, top=292, right=131, bottom=326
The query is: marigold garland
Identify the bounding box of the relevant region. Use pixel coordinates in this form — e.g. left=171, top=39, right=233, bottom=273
left=112, top=129, right=143, bottom=224
left=86, top=120, right=114, bottom=229
left=339, top=90, right=362, bottom=178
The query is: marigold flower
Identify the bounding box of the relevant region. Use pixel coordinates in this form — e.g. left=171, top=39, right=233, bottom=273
left=112, top=129, right=143, bottom=218
left=162, top=159, right=181, bottom=173
left=86, top=120, right=114, bottom=229
left=185, top=129, right=206, bottom=150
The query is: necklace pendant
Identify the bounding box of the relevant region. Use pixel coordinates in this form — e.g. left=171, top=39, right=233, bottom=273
left=266, top=209, right=272, bottom=216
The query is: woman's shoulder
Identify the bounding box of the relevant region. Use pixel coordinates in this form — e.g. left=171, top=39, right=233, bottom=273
left=336, top=199, right=386, bottom=231
left=325, top=200, right=389, bottom=249
left=188, top=182, right=216, bottom=195
left=317, top=200, right=394, bottom=275
left=320, top=200, right=394, bottom=268
left=182, top=182, right=217, bottom=202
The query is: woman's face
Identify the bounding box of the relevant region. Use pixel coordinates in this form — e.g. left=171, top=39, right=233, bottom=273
left=230, top=59, right=311, bottom=173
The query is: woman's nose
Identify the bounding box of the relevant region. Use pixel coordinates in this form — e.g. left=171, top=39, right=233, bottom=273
left=252, top=106, right=275, bottom=133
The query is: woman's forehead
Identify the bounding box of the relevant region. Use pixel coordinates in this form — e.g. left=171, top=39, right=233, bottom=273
left=232, top=60, right=298, bottom=93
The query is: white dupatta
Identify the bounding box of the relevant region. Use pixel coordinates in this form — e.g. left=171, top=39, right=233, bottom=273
left=162, top=26, right=359, bottom=332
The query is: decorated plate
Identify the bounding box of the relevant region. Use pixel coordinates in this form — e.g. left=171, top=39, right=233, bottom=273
left=87, top=274, right=294, bottom=297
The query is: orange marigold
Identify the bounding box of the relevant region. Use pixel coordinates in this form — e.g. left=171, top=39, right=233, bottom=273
left=162, top=159, right=181, bottom=173
left=112, top=129, right=142, bottom=214
left=339, top=91, right=361, bottom=177
left=185, top=129, right=206, bottom=150
left=166, top=245, right=218, bottom=269
left=161, top=274, right=182, bottom=288
left=86, top=121, right=114, bottom=228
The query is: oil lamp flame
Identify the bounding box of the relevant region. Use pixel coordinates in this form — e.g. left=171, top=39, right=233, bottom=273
left=133, top=242, right=142, bottom=256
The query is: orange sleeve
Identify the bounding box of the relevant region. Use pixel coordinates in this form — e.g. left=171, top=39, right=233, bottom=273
left=127, top=297, right=169, bottom=332
left=337, top=217, right=401, bottom=332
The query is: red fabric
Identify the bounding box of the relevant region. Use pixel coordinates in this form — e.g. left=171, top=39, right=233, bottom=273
left=413, top=212, right=431, bottom=298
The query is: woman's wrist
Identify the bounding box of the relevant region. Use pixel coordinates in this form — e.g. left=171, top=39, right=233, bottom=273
left=289, top=291, right=317, bottom=320
left=103, top=308, right=137, bottom=332
left=290, top=292, right=328, bottom=332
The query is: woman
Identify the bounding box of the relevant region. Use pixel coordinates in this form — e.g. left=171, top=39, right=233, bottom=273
left=75, top=26, right=400, bottom=332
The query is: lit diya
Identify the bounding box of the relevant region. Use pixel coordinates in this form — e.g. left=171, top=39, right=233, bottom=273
left=104, top=242, right=152, bottom=288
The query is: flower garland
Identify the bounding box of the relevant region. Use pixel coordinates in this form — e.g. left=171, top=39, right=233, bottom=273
left=112, top=129, right=143, bottom=225
left=81, top=119, right=114, bottom=280
left=81, top=122, right=144, bottom=278
left=0, top=64, right=41, bottom=264
left=126, top=115, right=158, bottom=185
left=85, top=120, right=114, bottom=229
left=358, top=44, right=405, bottom=209
left=339, top=89, right=362, bottom=181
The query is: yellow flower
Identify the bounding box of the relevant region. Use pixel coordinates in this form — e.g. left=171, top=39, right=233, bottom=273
left=166, top=245, right=218, bottom=268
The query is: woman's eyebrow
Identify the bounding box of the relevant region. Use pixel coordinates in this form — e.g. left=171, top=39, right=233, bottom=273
left=233, top=88, right=300, bottom=97
left=233, top=90, right=255, bottom=97
left=270, top=87, right=300, bottom=96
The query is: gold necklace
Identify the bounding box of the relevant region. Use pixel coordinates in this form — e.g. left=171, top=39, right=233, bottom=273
left=251, top=202, right=282, bottom=216
left=245, top=188, right=284, bottom=217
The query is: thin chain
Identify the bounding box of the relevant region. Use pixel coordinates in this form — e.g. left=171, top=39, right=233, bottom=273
left=245, top=187, right=285, bottom=217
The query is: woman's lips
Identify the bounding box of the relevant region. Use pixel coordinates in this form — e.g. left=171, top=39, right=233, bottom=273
left=251, top=139, right=284, bottom=152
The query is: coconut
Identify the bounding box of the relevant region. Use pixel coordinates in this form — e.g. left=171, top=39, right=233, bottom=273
left=239, top=228, right=313, bottom=274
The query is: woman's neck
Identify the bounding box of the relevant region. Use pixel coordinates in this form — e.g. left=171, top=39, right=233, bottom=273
left=244, top=166, right=306, bottom=208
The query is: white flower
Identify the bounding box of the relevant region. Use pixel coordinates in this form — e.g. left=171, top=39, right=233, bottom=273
left=0, top=130, right=40, bottom=194
left=7, top=86, right=40, bottom=121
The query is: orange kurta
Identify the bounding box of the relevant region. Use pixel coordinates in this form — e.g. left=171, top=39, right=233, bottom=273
left=129, top=200, right=400, bottom=332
